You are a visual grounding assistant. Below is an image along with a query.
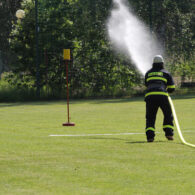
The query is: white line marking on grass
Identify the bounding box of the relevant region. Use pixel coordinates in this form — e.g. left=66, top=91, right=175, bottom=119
left=49, top=132, right=145, bottom=137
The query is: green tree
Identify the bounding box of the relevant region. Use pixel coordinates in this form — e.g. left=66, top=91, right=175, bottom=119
left=10, top=0, right=139, bottom=97
left=0, top=0, right=23, bottom=73
left=9, top=0, right=195, bottom=98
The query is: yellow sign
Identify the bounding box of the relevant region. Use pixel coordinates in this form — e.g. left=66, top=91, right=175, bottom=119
left=63, top=49, right=71, bottom=60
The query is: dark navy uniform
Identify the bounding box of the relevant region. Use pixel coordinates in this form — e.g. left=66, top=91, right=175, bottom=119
left=145, top=64, right=175, bottom=141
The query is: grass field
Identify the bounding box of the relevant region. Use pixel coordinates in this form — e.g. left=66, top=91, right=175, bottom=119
left=0, top=95, right=195, bottom=195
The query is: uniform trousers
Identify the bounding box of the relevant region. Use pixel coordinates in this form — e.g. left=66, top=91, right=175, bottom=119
left=145, top=95, right=174, bottom=136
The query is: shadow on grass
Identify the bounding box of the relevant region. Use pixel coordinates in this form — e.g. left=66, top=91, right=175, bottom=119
left=0, top=94, right=194, bottom=107
left=0, top=103, right=21, bottom=107
left=50, top=135, right=186, bottom=147
left=126, top=140, right=185, bottom=146
left=0, top=101, right=66, bottom=107
left=78, top=94, right=195, bottom=104
left=88, top=97, right=144, bottom=104
left=0, top=102, right=53, bottom=107
left=84, top=136, right=162, bottom=144
left=86, top=137, right=184, bottom=146
left=170, top=94, right=195, bottom=100
left=126, top=140, right=165, bottom=144
left=0, top=98, right=144, bottom=107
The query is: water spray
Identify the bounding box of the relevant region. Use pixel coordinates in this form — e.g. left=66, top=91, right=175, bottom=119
left=168, top=96, right=195, bottom=148
left=107, top=0, right=163, bottom=75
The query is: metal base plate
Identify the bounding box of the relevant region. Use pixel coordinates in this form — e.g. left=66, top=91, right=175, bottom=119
left=62, top=122, right=75, bottom=126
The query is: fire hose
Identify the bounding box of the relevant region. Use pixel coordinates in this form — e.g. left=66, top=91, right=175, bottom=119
left=168, top=96, right=195, bottom=148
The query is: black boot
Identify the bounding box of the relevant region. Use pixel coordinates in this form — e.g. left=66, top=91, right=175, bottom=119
left=146, top=130, right=155, bottom=142
left=164, top=128, right=174, bottom=141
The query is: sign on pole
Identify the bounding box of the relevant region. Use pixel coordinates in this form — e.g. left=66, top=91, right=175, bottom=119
left=62, top=49, right=75, bottom=126
left=63, top=49, right=71, bottom=61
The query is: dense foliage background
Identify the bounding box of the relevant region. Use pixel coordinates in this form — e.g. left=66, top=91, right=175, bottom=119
left=0, top=0, right=194, bottom=100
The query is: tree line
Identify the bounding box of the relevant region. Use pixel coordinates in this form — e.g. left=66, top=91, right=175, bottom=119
left=0, top=0, right=194, bottom=99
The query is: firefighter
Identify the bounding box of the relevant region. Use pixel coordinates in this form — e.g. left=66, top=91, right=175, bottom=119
left=145, top=55, right=175, bottom=142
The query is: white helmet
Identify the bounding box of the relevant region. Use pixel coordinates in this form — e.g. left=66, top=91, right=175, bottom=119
left=153, top=55, right=164, bottom=63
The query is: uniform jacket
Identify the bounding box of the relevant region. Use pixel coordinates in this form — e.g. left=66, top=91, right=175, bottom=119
left=145, top=66, right=175, bottom=98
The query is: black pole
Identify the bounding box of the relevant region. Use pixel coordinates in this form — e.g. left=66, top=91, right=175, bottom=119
left=35, top=0, right=40, bottom=98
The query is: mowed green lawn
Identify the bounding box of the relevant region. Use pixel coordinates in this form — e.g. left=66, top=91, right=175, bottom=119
left=0, top=95, right=194, bottom=195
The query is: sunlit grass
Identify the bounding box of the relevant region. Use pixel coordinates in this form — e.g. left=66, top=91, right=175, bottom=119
left=0, top=95, right=194, bottom=194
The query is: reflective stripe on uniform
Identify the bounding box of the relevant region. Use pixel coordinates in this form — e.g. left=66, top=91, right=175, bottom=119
left=145, top=91, right=168, bottom=97
left=146, top=77, right=167, bottom=83
left=167, top=85, right=175, bottom=89
left=163, top=125, right=174, bottom=129
left=146, top=127, right=155, bottom=132
left=148, top=72, right=163, bottom=77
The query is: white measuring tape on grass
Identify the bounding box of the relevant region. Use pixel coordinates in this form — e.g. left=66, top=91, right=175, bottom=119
left=168, top=96, right=195, bottom=148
